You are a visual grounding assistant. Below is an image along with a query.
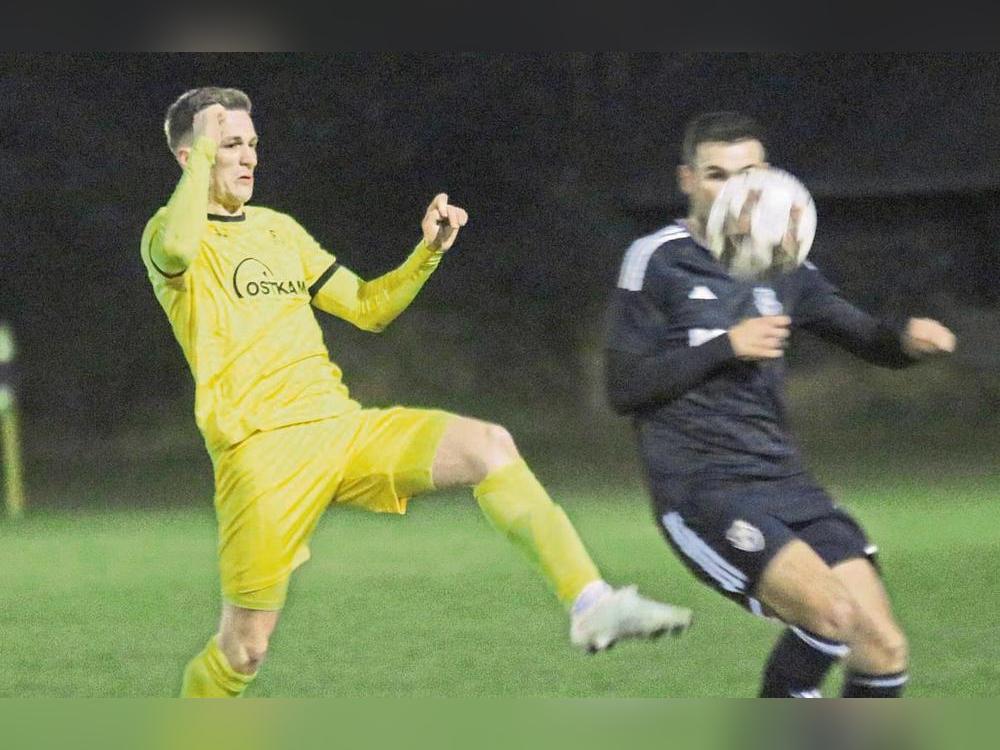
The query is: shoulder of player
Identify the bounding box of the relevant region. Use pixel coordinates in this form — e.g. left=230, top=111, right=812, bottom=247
left=617, top=223, right=692, bottom=291
left=245, top=205, right=293, bottom=226
left=247, top=206, right=316, bottom=240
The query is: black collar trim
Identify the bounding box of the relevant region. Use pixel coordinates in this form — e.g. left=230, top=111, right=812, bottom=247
left=207, top=213, right=246, bottom=222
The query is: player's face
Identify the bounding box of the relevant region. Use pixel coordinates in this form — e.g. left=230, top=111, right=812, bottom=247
left=679, top=139, right=766, bottom=231
left=208, top=110, right=258, bottom=214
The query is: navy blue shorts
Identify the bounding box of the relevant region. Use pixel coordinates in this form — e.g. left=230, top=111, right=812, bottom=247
left=653, top=475, right=875, bottom=614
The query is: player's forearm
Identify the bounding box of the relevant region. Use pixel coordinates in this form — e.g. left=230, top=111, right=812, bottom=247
left=152, top=137, right=216, bottom=270
left=605, top=335, right=736, bottom=414
left=805, top=309, right=914, bottom=369
left=354, top=240, right=444, bottom=330
left=313, top=240, right=444, bottom=332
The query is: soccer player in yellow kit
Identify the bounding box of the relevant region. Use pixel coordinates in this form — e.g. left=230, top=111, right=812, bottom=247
left=142, top=87, right=692, bottom=698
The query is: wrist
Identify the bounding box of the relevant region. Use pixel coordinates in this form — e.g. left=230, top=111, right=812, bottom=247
left=416, top=237, right=446, bottom=257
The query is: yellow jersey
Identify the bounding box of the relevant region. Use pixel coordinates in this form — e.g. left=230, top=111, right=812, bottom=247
left=141, top=137, right=444, bottom=455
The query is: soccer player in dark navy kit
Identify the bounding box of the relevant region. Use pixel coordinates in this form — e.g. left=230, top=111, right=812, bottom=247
left=606, top=112, right=957, bottom=698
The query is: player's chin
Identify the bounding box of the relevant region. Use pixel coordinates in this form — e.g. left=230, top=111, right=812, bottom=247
left=233, top=184, right=254, bottom=203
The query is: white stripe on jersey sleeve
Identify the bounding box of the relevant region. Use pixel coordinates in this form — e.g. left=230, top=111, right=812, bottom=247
left=617, top=224, right=689, bottom=292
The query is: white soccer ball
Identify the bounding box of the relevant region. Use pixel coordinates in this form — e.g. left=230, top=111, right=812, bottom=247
left=705, top=167, right=817, bottom=280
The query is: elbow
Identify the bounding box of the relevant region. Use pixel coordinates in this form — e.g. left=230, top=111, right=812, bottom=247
left=158, top=233, right=199, bottom=267
left=355, top=317, right=388, bottom=333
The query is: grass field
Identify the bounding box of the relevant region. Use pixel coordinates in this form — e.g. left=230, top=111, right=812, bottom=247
left=1, top=464, right=997, bottom=698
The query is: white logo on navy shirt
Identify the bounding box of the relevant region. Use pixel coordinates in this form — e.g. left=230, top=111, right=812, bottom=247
left=726, top=520, right=765, bottom=553
left=688, top=328, right=727, bottom=347
left=753, top=287, right=783, bottom=316
left=688, top=285, right=718, bottom=300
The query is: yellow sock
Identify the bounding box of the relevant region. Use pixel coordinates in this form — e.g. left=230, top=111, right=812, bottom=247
left=180, top=635, right=256, bottom=698
left=474, top=459, right=601, bottom=608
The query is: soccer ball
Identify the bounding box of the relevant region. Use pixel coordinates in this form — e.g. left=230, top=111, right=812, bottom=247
left=705, top=167, right=817, bottom=280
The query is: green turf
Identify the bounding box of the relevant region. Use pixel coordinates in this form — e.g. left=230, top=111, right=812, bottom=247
left=0, top=475, right=997, bottom=697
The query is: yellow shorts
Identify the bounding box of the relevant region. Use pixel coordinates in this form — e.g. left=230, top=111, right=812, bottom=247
left=212, top=406, right=453, bottom=610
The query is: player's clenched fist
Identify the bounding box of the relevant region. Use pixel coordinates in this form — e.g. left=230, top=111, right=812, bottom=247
left=422, top=193, right=468, bottom=252
left=192, top=103, right=227, bottom=146
left=903, top=318, right=956, bottom=358
left=728, top=315, right=792, bottom=361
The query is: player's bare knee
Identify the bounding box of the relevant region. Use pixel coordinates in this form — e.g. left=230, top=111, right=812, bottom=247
left=481, top=423, right=519, bottom=470
left=812, top=593, right=861, bottom=644
left=869, top=626, right=909, bottom=672
left=231, top=634, right=270, bottom=674
left=242, top=636, right=270, bottom=673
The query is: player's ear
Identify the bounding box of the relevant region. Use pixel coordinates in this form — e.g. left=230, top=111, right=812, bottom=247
left=677, top=164, right=695, bottom=196
left=175, top=147, right=191, bottom=169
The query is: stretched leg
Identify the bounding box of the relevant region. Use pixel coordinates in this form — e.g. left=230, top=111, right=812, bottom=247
left=756, top=540, right=909, bottom=699
left=755, top=540, right=858, bottom=697
left=431, top=416, right=691, bottom=650
left=180, top=603, right=280, bottom=698
left=832, top=558, right=909, bottom=697
left=432, top=417, right=599, bottom=606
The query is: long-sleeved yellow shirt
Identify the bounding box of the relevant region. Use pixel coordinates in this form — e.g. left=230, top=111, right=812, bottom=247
left=141, top=137, right=444, bottom=455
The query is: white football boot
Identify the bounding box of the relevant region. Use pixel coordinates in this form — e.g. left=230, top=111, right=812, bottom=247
left=570, top=583, right=692, bottom=653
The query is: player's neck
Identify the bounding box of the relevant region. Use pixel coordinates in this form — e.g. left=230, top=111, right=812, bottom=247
left=683, top=215, right=708, bottom=245
left=207, top=199, right=246, bottom=217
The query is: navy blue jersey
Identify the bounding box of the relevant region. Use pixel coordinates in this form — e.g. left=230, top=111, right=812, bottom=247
left=606, top=222, right=913, bottom=490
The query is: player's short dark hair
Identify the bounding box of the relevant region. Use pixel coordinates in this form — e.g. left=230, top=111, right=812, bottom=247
left=681, top=112, right=766, bottom=166
left=164, top=87, right=252, bottom=152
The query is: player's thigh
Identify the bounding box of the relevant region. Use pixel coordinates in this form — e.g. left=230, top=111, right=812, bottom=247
left=755, top=538, right=858, bottom=637
left=831, top=556, right=907, bottom=661
left=795, top=508, right=904, bottom=641
left=335, top=406, right=454, bottom=513
left=214, top=421, right=347, bottom=608
left=795, top=508, right=884, bottom=616
left=831, top=558, right=896, bottom=623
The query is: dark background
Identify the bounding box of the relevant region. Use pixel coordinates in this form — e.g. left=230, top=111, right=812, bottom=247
left=1, top=53, right=997, bottom=503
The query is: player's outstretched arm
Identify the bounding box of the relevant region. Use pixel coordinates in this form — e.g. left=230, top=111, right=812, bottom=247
left=310, top=194, right=468, bottom=332
left=147, top=105, right=226, bottom=276
left=794, top=265, right=956, bottom=368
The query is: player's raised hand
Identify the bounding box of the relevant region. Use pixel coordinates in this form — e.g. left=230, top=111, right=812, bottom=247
left=719, top=188, right=759, bottom=259
left=728, top=315, right=792, bottom=361
left=422, top=193, right=468, bottom=252
left=903, top=318, right=957, bottom=357
left=192, top=104, right=227, bottom=146
left=774, top=204, right=804, bottom=271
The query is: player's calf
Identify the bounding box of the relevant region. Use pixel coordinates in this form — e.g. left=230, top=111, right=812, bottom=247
left=760, top=626, right=846, bottom=698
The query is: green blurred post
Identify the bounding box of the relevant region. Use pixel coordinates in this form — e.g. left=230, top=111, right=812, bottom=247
left=0, top=322, right=25, bottom=519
